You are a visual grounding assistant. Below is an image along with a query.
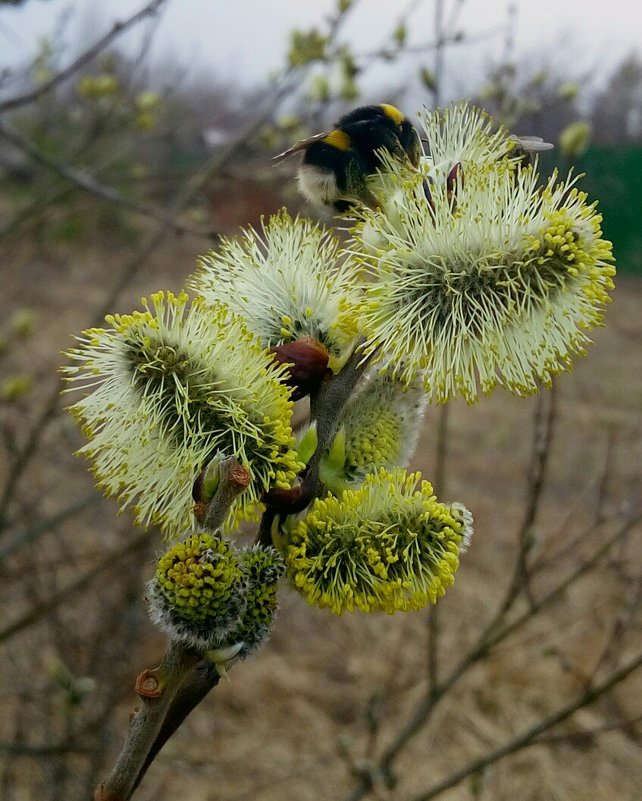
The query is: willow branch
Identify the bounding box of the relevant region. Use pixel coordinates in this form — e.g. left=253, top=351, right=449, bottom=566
left=260, top=340, right=373, bottom=527
left=93, top=457, right=246, bottom=800
left=93, top=640, right=200, bottom=801
left=129, top=659, right=220, bottom=795
left=0, top=0, right=167, bottom=112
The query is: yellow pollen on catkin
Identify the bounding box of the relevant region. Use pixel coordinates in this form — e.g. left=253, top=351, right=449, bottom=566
left=284, top=468, right=472, bottom=615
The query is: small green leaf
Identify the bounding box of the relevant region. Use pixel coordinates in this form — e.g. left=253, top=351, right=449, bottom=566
left=296, top=424, right=319, bottom=465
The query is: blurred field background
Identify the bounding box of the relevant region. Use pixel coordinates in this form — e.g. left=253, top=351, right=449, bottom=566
left=0, top=1, right=640, bottom=800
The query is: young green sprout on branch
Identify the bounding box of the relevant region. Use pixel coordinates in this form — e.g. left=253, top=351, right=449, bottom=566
left=61, top=100, right=615, bottom=800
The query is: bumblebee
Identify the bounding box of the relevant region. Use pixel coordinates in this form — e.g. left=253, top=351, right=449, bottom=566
left=274, top=104, right=423, bottom=212
left=508, top=135, right=554, bottom=167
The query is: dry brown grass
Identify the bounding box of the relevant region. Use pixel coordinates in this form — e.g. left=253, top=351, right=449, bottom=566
left=1, top=232, right=640, bottom=801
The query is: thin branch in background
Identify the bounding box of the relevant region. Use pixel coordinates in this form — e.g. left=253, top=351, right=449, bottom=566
left=489, top=383, right=557, bottom=625
left=0, top=120, right=222, bottom=238
left=0, top=182, right=75, bottom=240
left=0, top=492, right=100, bottom=562
left=342, top=511, right=640, bottom=801
left=0, top=742, right=96, bottom=756
left=444, top=0, right=466, bottom=35
left=502, top=3, right=517, bottom=64
left=532, top=714, right=642, bottom=747
left=0, top=79, right=159, bottom=241
left=395, top=26, right=507, bottom=57
left=476, top=513, right=640, bottom=658
left=594, top=424, right=617, bottom=523
left=0, top=0, right=168, bottom=112
left=529, top=426, right=618, bottom=575
left=432, top=0, right=445, bottom=107
left=590, top=575, right=641, bottom=681
left=406, top=650, right=642, bottom=801
left=0, top=528, right=150, bottom=645
left=0, top=386, right=65, bottom=533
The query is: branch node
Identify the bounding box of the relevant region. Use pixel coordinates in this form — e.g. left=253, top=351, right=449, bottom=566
left=135, top=669, right=162, bottom=699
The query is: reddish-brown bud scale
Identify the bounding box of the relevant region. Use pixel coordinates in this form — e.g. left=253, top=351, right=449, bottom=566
left=270, top=337, right=330, bottom=400
left=262, top=484, right=303, bottom=508
left=135, top=669, right=162, bottom=699
left=192, top=470, right=205, bottom=502
left=229, top=464, right=251, bottom=490
left=193, top=501, right=207, bottom=524
left=446, top=162, right=463, bottom=210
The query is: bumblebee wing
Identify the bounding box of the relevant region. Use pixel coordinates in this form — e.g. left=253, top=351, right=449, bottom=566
left=513, top=135, right=554, bottom=152
left=273, top=131, right=331, bottom=163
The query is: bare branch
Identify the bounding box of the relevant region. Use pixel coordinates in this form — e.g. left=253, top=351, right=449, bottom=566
left=0, top=492, right=99, bottom=561
left=94, top=640, right=200, bottom=801
left=129, top=658, right=220, bottom=795
left=93, top=453, right=252, bottom=798
left=0, top=120, right=221, bottom=238
left=0, top=0, right=168, bottom=112
left=0, top=528, right=150, bottom=644
left=487, top=385, right=557, bottom=626
left=343, top=511, right=640, bottom=801
left=407, top=650, right=642, bottom=801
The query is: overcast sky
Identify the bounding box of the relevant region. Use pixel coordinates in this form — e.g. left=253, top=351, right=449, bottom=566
left=1, top=0, right=640, bottom=95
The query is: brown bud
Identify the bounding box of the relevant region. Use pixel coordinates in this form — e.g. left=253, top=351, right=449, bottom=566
left=422, top=177, right=435, bottom=213
left=262, top=484, right=303, bottom=508
left=270, top=337, right=330, bottom=400
left=229, top=464, right=251, bottom=490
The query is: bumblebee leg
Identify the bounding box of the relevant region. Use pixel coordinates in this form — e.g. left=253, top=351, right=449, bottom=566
left=333, top=199, right=354, bottom=213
